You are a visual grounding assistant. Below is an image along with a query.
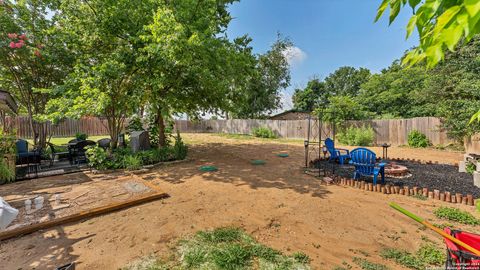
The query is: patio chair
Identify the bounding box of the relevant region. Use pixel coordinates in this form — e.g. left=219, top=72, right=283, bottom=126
left=15, top=139, right=41, bottom=178
left=97, top=138, right=111, bottom=150
left=70, top=140, right=96, bottom=165
left=46, top=142, right=71, bottom=167
left=325, top=138, right=349, bottom=164
left=349, top=147, right=385, bottom=185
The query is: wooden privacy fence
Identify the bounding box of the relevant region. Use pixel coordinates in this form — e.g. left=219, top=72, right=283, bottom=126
left=7, top=116, right=111, bottom=138
left=175, top=117, right=452, bottom=146
left=9, top=116, right=453, bottom=146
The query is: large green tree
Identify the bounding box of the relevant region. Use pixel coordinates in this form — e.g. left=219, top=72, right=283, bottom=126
left=324, top=66, right=371, bottom=97
left=140, top=0, right=256, bottom=146
left=0, top=0, right=74, bottom=147
left=375, top=0, right=480, bottom=122
left=292, top=78, right=326, bottom=112
left=47, top=0, right=161, bottom=148
left=229, top=36, right=292, bottom=119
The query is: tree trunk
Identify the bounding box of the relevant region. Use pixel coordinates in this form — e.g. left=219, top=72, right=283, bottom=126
left=157, top=107, right=167, bottom=148
left=107, top=117, right=119, bottom=149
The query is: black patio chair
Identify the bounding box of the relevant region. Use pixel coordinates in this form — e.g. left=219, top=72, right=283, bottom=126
left=97, top=138, right=111, bottom=150
left=69, top=140, right=96, bottom=165
left=46, top=142, right=71, bottom=167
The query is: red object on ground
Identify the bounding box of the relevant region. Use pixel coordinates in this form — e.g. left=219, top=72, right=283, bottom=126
left=444, top=227, right=480, bottom=269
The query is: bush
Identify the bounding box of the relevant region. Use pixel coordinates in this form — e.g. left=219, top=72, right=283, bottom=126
left=85, top=145, right=110, bottom=170
left=126, top=115, right=144, bottom=135
left=466, top=162, right=476, bottom=174
left=173, top=131, right=188, bottom=160
left=434, top=207, right=480, bottom=225
left=337, top=126, right=375, bottom=146
left=75, top=132, right=88, bottom=141
left=252, top=127, right=277, bottom=139
left=408, top=130, right=430, bottom=148
left=123, top=155, right=142, bottom=170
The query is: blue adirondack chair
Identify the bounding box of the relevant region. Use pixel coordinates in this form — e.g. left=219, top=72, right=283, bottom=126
left=349, top=148, right=386, bottom=185
left=325, top=138, right=350, bottom=165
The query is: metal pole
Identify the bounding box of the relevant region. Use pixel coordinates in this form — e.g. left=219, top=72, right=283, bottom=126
left=319, top=113, right=322, bottom=177
left=306, top=115, right=311, bottom=168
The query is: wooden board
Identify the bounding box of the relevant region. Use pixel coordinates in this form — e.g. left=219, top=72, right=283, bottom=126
left=0, top=191, right=169, bottom=241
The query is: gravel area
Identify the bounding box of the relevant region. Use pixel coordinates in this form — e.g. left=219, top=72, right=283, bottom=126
left=317, top=159, right=480, bottom=198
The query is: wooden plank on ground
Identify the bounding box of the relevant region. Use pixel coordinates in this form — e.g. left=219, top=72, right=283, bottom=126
left=0, top=191, right=169, bottom=241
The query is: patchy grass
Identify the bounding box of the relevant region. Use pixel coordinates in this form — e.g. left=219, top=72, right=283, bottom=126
left=434, top=207, right=480, bottom=225
left=352, top=257, right=389, bottom=270
left=123, top=227, right=311, bottom=270
left=410, top=194, right=427, bottom=201
left=380, top=244, right=445, bottom=270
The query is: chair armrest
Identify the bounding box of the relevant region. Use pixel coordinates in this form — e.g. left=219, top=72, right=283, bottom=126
left=336, top=148, right=350, bottom=154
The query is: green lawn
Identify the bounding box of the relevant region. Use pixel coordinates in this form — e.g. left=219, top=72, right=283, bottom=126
left=27, top=135, right=110, bottom=146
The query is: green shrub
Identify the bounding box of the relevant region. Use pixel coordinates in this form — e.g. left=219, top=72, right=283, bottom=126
left=123, top=155, right=142, bottom=170
left=407, top=130, right=430, bottom=148
left=416, top=244, right=445, bottom=266
left=434, top=207, right=480, bottom=225
left=337, top=126, right=375, bottom=146
left=85, top=145, right=110, bottom=170
left=173, top=131, right=188, bottom=160
left=75, top=132, right=88, bottom=141
left=352, top=257, right=389, bottom=270
left=0, top=128, right=16, bottom=183
left=466, top=162, right=476, bottom=174
left=126, top=115, right=144, bottom=135
left=0, top=160, right=15, bottom=184
left=380, top=244, right=445, bottom=269
left=380, top=248, right=423, bottom=269
left=252, top=127, right=277, bottom=139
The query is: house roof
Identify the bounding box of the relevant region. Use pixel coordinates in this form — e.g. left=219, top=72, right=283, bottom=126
left=269, top=109, right=311, bottom=118
left=0, top=90, right=18, bottom=114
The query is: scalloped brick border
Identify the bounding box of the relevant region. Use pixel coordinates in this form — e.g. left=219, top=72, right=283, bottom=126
left=335, top=176, right=475, bottom=206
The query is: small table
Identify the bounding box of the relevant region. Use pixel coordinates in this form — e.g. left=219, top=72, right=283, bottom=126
left=381, top=143, right=391, bottom=160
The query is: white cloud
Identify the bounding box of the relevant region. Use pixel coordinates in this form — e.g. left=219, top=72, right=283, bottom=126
left=282, top=46, right=307, bottom=67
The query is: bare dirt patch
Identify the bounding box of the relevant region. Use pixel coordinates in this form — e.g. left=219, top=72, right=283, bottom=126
left=0, top=134, right=475, bottom=269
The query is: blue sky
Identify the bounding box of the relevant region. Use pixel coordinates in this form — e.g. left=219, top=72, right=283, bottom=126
left=226, top=0, right=418, bottom=110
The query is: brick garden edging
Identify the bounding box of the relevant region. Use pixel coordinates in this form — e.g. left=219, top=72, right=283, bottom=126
left=337, top=176, right=475, bottom=207
left=387, top=157, right=459, bottom=167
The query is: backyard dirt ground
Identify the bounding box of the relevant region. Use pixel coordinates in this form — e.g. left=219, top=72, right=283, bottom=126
left=0, top=133, right=474, bottom=270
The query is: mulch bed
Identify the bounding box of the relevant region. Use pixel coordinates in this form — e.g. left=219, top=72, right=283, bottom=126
left=316, top=159, right=480, bottom=198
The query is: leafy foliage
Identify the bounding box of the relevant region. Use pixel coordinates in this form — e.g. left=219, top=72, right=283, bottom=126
left=434, top=207, right=480, bottom=225
left=408, top=130, right=430, bottom=148
left=173, top=131, right=188, bottom=161
left=376, top=0, right=480, bottom=68
left=85, top=135, right=186, bottom=171
left=380, top=244, right=445, bottom=270
left=352, top=257, right=389, bottom=270
left=252, top=127, right=277, bottom=139
left=338, top=126, right=375, bottom=146
left=0, top=0, right=75, bottom=147
left=292, top=78, right=325, bottom=112
left=126, top=116, right=145, bottom=135
left=0, top=128, right=16, bottom=183
left=230, top=36, right=292, bottom=119
left=466, top=162, right=477, bottom=174
left=75, top=132, right=88, bottom=141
